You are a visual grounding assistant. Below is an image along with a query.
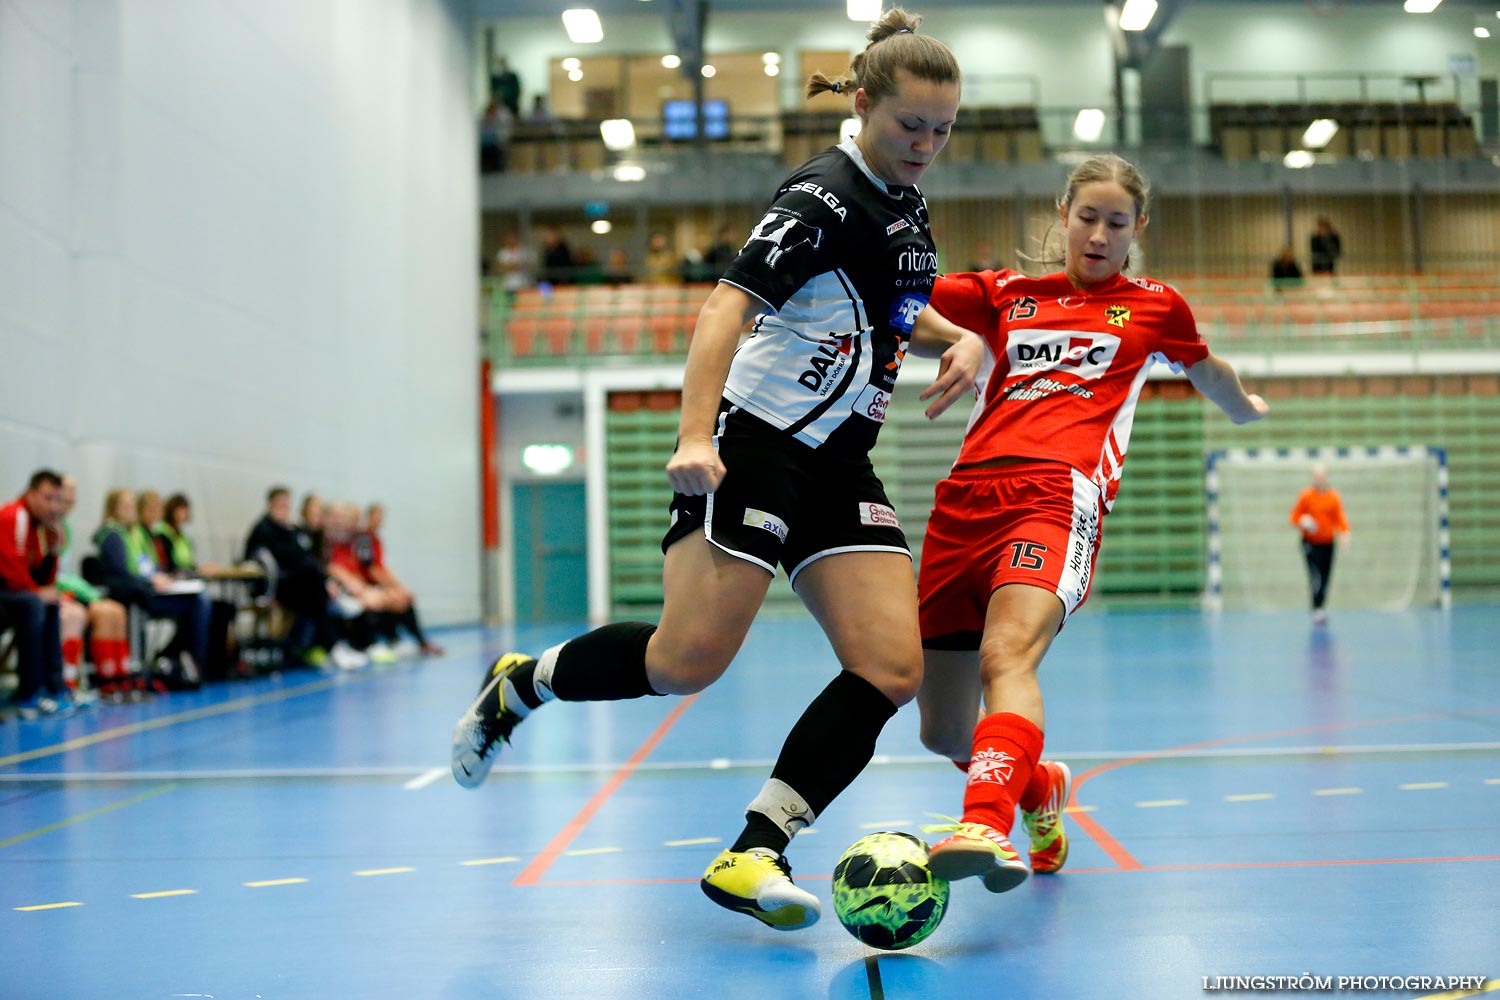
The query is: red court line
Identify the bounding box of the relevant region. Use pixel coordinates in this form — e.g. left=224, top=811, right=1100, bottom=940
left=513, top=694, right=699, bottom=886
left=531, top=853, right=1500, bottom=887
left=1068, top=709, right=1497, bottom=873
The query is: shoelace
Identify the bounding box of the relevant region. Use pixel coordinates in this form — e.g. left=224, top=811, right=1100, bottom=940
left=918, top=813, right=967, bottom=836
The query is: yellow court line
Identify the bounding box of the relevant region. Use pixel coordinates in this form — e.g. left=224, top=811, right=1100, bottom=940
left=1314, top=787, right=1363, bottom=796
left=243, top=878, right=308, bottom=888
left=1417, top=979, right=1498, bottom=999
left=130, top=889, right=197, bottom=899
left=13, top=901, right=83, bottom=912
left=0, top=677, right=349, bottom=769
left=1136, top=799, right=1188, bottom=808
left=1401, top=782, right=1450, bottom=790
left=1485, top=778, right=1500, bottom=785
left=0, top=784, right=178, bottom=849
left=663, top=838, right=720, bottom=847
left=459, top=857, right=520, bottom=866
left=353, top=867, right=415, bottom=876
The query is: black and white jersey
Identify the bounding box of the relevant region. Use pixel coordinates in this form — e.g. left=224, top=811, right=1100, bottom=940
left=719, top=139, right=938, bottom=456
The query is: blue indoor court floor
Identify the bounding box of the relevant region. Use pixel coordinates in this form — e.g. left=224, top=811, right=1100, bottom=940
left=2, top=605, right=1498, bottom=1000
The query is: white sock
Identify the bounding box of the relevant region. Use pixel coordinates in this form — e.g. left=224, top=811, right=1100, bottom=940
left=530, top=643, right=564, bottom=704
left=747, top=779, right=818, bottom=842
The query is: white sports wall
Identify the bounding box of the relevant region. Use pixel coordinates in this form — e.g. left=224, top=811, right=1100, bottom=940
left=0, top=0, right=481, bottom=624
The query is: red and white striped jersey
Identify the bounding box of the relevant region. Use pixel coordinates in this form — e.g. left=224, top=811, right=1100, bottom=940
left=930, top=268, right=1209, bottom=509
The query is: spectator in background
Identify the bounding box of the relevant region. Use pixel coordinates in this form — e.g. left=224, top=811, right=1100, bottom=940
left=573, top=247, right=605, bottom=285
left=643, top=231, right=679, bottom=286
left=1290, top=464, right=1350, bottom=625
left=154, top=493, right=222, bottom=576
left=491, top=56, right=521, bottom=118
left=93, top=487, right=212, bottom=691
left=701, top=225, right=739, bottom=279
left=527, top=94, right=554, bottom=124
left=496, top=231, right=537, bottom=299
left=602, top=248, right=635, bottom=285
left=968, top=241, right=1001, bottom=272
left=363, top=502, right=443, bottom=657
left=480, top=97, right=514, bottom=174
left=538, top=227, right=575, bottom=286
left=300, top=493, right=328, bottom=566
left=1270, top=246, right=1304, bottom=287
left=136, top=489, right=170, bottom=570
left=1310, top=217, right=1342, bottom=275
left=0, top=470, right=75, bottom=716
left=244, top=487, right=364, bottom=671
left=323, top=502, right=398, bottom=665
left=56, top=474, right=128, bottom=693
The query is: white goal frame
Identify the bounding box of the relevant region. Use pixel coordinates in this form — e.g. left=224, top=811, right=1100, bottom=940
left=1204, top=445, right=1451, bottom=612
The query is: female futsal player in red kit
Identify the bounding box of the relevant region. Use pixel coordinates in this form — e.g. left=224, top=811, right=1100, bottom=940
left=916, top=153, right=1269, bottom=890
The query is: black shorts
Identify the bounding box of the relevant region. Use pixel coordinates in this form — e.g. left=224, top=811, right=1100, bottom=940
left=661, top=407, right=909, bottom=584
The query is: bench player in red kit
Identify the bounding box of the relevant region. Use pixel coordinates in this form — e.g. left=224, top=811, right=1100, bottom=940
left=916, top=153, right=1269, bottom=891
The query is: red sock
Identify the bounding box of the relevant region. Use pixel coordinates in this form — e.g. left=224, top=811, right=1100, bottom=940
left=62, top=637, right=83, bottom=667
left=1018, top=758, right=1054, bottom=812
left=960, top=712, right=1044, bottom=835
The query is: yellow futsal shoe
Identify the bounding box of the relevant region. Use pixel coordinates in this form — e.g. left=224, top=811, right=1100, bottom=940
left=700, top=848, right=821, bottom=930
left=1021, top=760, right=1073, bottom=874
left=924, top=820, right=1030, bottom=894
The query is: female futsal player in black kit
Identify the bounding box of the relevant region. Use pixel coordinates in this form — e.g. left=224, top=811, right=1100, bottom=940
left=451, top=8, right=980, bottom=932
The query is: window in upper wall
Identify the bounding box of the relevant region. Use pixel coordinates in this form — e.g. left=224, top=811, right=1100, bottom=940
left=547, top=52, right=779, bottom=124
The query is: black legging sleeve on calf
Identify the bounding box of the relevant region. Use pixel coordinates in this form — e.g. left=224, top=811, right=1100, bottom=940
left=769, top=670, right=898, bottom=820
left=549, top=621, right=662, bottom=701
left=1303, top=541, right=1336, bottom=609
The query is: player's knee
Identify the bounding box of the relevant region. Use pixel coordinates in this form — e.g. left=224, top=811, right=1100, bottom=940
left=854, top=652, right=922, bottom=707
left=646, top=634, right=735, bottom=695
left=919, top=721, right=969, bottom=761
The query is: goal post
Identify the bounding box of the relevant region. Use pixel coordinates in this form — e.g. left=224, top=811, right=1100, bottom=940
left=1205, top=446, right=1450, bottom=612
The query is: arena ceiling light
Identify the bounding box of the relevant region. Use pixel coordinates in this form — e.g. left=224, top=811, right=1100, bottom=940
left=764, top=63, right=780, bottom=77
left=1302, top=118, right=1339, bottom=148
left=590, top=220, right=612, bottom=235
left=1074, top=108, right=1107, bottom=142
left=522, top=444, right=574, bottom=476
left=1283, top=149, right=1315, bottom=169
left=847, top=0, right=881, bottom=21
left=1477, top=26, right=1491, bottom=38
left=613, top=164, right=646, bottom=182
left=1118, top=0, right=1158, bottom=31
left=600, top=119, right=636, bottom=151
left=661, top=54, right=681, bottom=69
left=562, top=8, right=603, bottom=43
left=1402, top=0, right=1442, bottom=10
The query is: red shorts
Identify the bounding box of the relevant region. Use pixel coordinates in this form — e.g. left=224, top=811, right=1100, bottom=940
left=917, top=463, right=1104, bottom=645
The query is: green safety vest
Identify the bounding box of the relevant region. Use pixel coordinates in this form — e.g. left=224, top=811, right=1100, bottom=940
left=153, top=523, right=195, bottom=571
left=93, top=520, right=156, bottom=576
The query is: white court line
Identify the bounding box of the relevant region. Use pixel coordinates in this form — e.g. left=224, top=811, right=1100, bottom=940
left=1314, top=787, right=1363, bottom=796
left=403, top=768, right=447, bottom=790
left=1225, top=793, right=1275, bottom=802
left=6, top=741, right=1499, bottom=784
left=1136, top=799, right=1188, bottom=808
left=857, top=820, right=913, bottom=829
left=1399, top=782, right=1449, bottom=790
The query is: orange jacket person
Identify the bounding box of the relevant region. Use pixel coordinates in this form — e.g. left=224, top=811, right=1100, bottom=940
left=1289, top=464, right=1350, bottom=623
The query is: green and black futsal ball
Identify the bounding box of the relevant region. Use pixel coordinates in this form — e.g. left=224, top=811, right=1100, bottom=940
left=831, top=831, right=949, bottom=950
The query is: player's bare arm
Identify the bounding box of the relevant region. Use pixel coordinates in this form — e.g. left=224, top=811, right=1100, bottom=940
left=666, top=283, right=768, bottom=496
left=1186, top=353, right=1269, bottom=424
left=909, top=305, right=984, bottom=420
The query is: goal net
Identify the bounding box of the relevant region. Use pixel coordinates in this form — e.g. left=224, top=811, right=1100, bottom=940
left=1205, top=446, right=1449, bottom=612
